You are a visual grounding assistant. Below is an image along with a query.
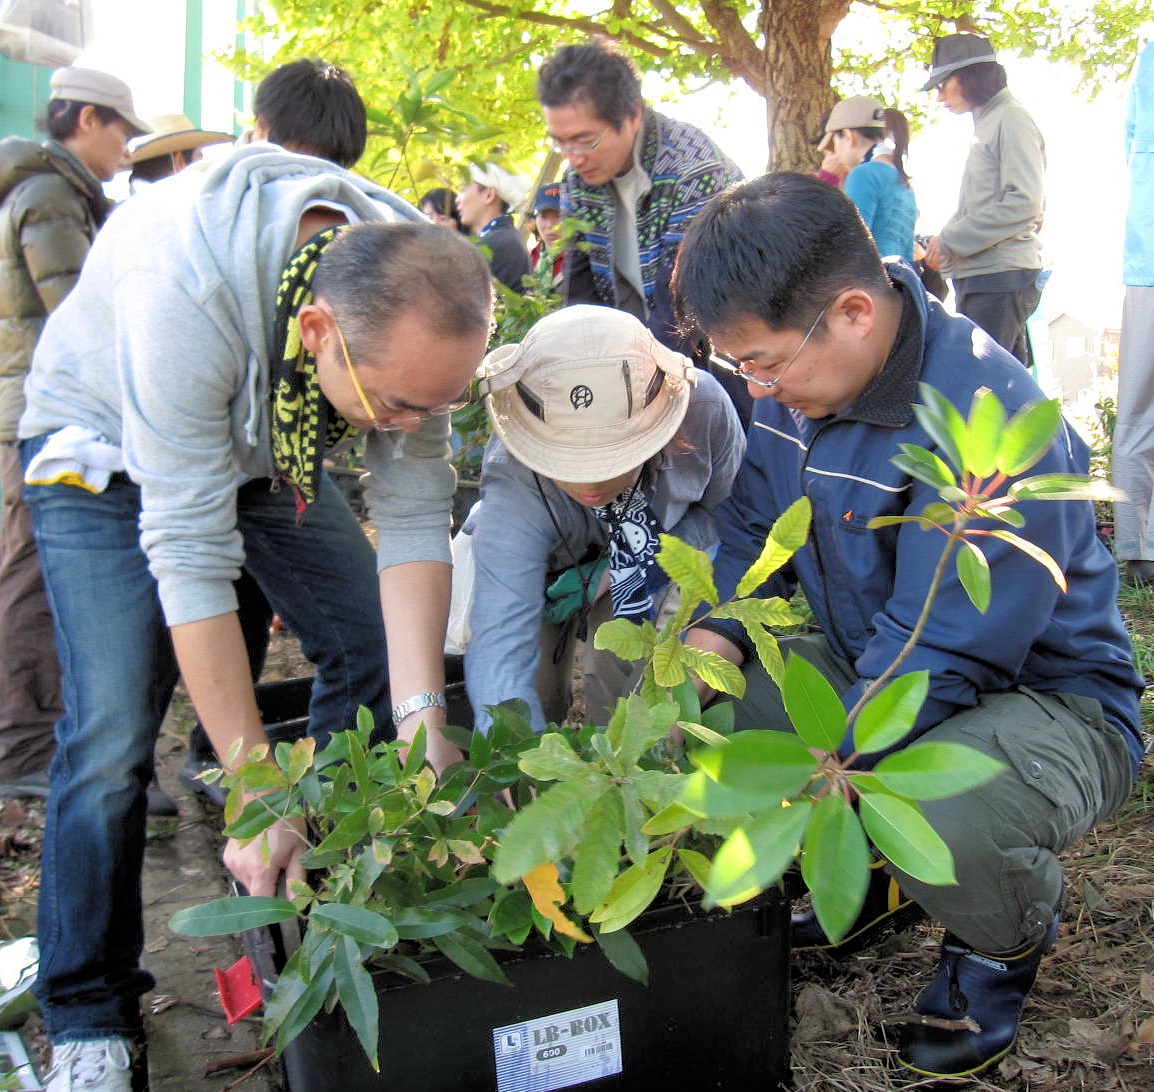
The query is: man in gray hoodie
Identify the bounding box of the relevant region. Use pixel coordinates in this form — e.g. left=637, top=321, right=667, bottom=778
left=19, top=142, right=492, bottom=1091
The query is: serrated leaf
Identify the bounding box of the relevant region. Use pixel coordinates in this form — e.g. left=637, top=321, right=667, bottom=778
left=712, top=596, right=802, bottom=630
left=680, top=644, right=746, bottom=697
left=706, top=799, right=813, bottom=907
left=593, top=922, right=648, bottom=984
left=853, top=671, right=929, bottom=754
left=858, top=794, right=956, bottom=885
left=655, top=533, right=718, bottom=606
left=519, top=733, right=598, bottom=783
left=964, top=388, right=1006, bottom=479
left=592, top=617, right=654, bottom=661
left=801, top=795, right=872, bottom=944
left=589, top=846, right=672, bottom=932
left=736, top=497, right=811, bottom=597
left=651, top=636, right=688, bottom=688
left=523, top=863, right=593, bottom=942
left=956, top=539, right=991, bottom=613
left=746, top=623, right=786, bottom=689
left=492, top=777, right=607, bottom=883
left=996, top=399, right=1062, bottom=476
left=570, top=791, right=625, bottom=914
left=871, top=742, right=1007, bottom=799
left=782, top=653, right=847, bottom=753
left=170, top=896, right=297, bottom=937
left=892, top=444, right=958, bottom=492
left=332, top=935, right=381, bottom=1071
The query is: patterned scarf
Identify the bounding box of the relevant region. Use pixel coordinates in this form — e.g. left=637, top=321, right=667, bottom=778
left=269, top=225, right=360, bottom=513
left=591, top=477, right=668, bottom=620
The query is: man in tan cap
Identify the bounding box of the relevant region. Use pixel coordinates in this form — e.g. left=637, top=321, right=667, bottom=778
left=128, top=113, right=232, bottom=190
left=0, top=66, right=148, bottom=805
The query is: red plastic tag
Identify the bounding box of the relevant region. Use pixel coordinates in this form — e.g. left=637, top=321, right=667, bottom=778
left=214, top=955, right=263, bottom=1024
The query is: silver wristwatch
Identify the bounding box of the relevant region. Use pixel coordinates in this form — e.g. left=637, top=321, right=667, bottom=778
left=391, top=691, right=447, bottom=728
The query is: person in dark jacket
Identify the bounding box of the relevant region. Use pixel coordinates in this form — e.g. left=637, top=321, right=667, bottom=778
left=457, top=162, right=531, bottom=292
left=0, top=66, right=148, bottom=799
left=674, top=172, right=1142, bottom=1081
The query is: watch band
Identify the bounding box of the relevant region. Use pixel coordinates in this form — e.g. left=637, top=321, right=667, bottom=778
left=391, top=691, right=447, bottom=728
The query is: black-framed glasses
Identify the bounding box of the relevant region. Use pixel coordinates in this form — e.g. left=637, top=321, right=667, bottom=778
left=550, top=126, right=611, bottom=157
left=709, top=300, right=834, bottom=392
left=332, top=318, right=470, bottom=432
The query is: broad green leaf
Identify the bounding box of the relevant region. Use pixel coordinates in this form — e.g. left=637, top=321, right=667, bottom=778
left=629, top=769, right=688, bottom=812
left=617, top=694, right=677, bottom=767
left=700, top=700, right=735, bottom=736
left=619, top=782, right=648, bottom=866
left=853, top=671, right=929, bottom=755
left=713, top=596, right=803, bottom=630
left=310, top=904, right=399, bottom=949
left=593, top=923, right=648, bottom=985
left=390, top=907, right=468, bottom=940
left=271, top=947, right=335, bottom=1057
left=571, top=790, right=626, bottom=914
left=996, top=399, right=1062, bottom=476
left=680, top=644, right=746, bottom=697
left=592, top=617, right=654, bottom=661
left=956, top=539, right=991, bottom=613
left=425, top=877, right=502, bottom=910
left=400, top=723, right=427, bottom=780
left=683, top=731, right=816, bottom=817
left=589, top=846, right=673, bottom=932
left=892, top=444, right=958, bottom=493
left=655, top=533, right=718, bottom=607
left=871, top=742, right=1007, bottom=799
left=518, top=733, right=598, bottom=784
left=1009, top=474, right=1123, bottom=503
left=858, top=794, right=956, bottom=886
left=678, top=720, right=729, bottom=747
left=676, top=847, right=713, bottom=891
left=488, top=888, right=535, bottom=946
left=670, top=677, right=701, bottom=722
left=642, top=800, right=700, bottom=837
left=964, top=388, right=1006, bottom=479
left=492, top=777, right=608, bottom=883
left=781, top=653, right=847, bottom=753
left=736, top=497, right=812, bottom=597
left=333, top=935, right=381, bottom=1071
left=374, top=952, right=431, bottom=985
left=982, top=529, right=1068, bottom=590
left=170, top=896, right=297, bottom=937
left=706, top=799, right=813, bottom=907
left=232, top=763, right=286, bottom=794
left=913, top=385, right=966, bottom=472
left=651, top=636, right=688, bottom=688
left=432, top=931, right=512, bottom=986
left=801, top=795, right=872, bottom=945
left=312, top=806, right=374, bottom=857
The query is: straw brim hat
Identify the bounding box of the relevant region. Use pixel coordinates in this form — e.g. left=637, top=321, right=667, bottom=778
left=129, top=114, right=233, bottom=165
left=478, top=305, right=694, bottom=482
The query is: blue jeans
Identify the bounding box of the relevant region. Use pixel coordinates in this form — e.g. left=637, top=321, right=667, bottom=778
left=21, top=440, right=389, bottom=1041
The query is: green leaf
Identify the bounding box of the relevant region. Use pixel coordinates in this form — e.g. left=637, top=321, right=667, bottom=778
left=713, top=596, right=802, bottom=630
left=801, top=795, right=872, bottom=945
left=736, top=497, right=811, bottom=597
left=682, top=731, right=816, bottom=818
left=706, top=798, right=813, bottom=907
left=678, top=720, right=729, bottom=747
left=700, top=700, right=734, bottom=736
left=170, top=896, right=297, bottom=937
left=488, top=888, right=535, bottom=946
left=492, top=777, right=608, bottom=883
left=680, top=645, right=746, bottom=697
left=651, top=636, right=688, bottom=688
left=593, top=923, right=649, bottom=985
left=913, top=385, right=967, bottom=472
left=617, top=694, right=676, bottom=767
left=655, top=533, right=718, bottom=607
left=676, top=847, right=713, bottom=891
left=956, top=539, right=991, bottom=613
left=570, top=790, right=625, bottom=915
left=518, top=733, right=598, bottom=783
left=309, top=904, right=399, bottom=949
left=982, top=529, right=1068, bottom=590
left=858, top=794, right=956, bottom=886
left=852, top=671, right=929, bottom=755
left=432, top=931, right=512, bottom=986
left=619, top=781, right=648, bottom=866
left=390, top=907, right=468, bottom=940
left=285, top=736, right=316, bottom=785
left=964, top=388, right=1007, bottom=479
left=996, top=398, right=1062, bottom=476
left=400, top=723, right=427, bottom=779
left=746, top=623, right=787, bottom=689
left=670, top=677, right=701, bottom=722
left=892, top=444, right=958, bottom=492
left=871, top=742, right=1006, bottom=800
left=312, top=806, right=374, bottom=857
left=781, top=653, right=847, bottom=753
left=270, top=946, right=335, bottom=1057
left=332, top=936, right=381, bottom=1071
left=592, top=617, right=655, bottom=661
left=642, top=800, right=700, bottom=837
left=589, top=846, right=673, bottom=932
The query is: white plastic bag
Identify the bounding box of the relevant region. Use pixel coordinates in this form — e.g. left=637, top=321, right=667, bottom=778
left=0, top=0, right=91, bottom=67
left=444, top=525, right=476, bottom=656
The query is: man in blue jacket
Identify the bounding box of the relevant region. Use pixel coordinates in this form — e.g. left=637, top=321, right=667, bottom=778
left=674, top=172, right=1143, bottom=1081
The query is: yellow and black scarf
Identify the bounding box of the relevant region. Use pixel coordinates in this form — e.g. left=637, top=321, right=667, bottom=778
left=269, top=225, right=360, bottom=513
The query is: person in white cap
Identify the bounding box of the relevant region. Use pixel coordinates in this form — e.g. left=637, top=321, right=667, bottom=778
left=127, top=113, right=232, bottom=191
left=0, top=66, right=148, bottom=805
left=457, top=161, right=532, bottom=291
left=920, top=33, right=1046, bottom=366
left=464, top=303, right=745, bottom=733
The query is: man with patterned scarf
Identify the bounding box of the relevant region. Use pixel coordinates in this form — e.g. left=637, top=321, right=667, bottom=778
left=18, top=141, right=492, bottom=1091
left=537, top=37, right=750, bottom=423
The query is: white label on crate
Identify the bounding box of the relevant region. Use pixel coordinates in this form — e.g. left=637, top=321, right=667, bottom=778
left=492, top=999, right=623, bottom=1092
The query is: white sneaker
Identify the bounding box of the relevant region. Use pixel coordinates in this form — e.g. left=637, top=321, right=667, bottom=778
left=44, top=1038, right=133, bottom=1092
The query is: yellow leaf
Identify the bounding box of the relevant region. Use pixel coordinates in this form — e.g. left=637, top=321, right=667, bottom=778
left=523, top=862, right=593, bottom=943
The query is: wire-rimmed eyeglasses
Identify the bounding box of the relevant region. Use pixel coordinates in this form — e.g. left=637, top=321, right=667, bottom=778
left=550, top=126, right=611, bottom=158
left=333, top=318, right=470, bottom=432
left=709, top=300, right=834, bottom=392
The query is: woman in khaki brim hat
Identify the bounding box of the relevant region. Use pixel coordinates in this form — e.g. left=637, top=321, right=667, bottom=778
left=463, top=304, right=747, bottom=735
left=128, top=114, right=233, bottom=189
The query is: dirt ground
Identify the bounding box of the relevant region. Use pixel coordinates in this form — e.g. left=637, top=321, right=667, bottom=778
left=1, top=627, right=1152, bottom=1091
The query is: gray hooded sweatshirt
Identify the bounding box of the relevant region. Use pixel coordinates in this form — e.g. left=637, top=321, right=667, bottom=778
left=20, top=142, right=456, bottom=627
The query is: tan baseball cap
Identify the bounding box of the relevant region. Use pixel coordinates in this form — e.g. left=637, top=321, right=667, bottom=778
left=49, top=67, right=150, bottom=135
left=816, top=96, right=886, bottom=152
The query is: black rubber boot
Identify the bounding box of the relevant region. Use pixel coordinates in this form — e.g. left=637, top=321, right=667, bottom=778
left=792, top=865, right=925, bottom=956
left=898, top=912, right=1060, bottom=1078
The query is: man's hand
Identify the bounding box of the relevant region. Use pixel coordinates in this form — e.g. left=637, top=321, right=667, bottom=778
left=922, top=235, right=944, bottom=271
left=223, top=814, right=308, bottom=897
